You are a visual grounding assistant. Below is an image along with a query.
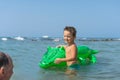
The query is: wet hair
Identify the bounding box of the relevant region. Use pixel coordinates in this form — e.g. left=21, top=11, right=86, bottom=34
left=0, top=52, right=9, bottom=68
left=64, top=26, right=77, bottom=37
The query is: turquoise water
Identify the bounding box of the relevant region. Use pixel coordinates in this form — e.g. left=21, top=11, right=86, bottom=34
left=0, top=38, right=120, bottom=80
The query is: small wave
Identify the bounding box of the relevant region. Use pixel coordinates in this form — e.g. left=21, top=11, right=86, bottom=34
left=14, top=36, right=25, bottom=41
left=1, top=37, right=8, bottom=41
left=41, top=35, right=53, bottom=41
left=42, top=35, right=49, bottom=38
left=53, top=38, right=60, bottom=42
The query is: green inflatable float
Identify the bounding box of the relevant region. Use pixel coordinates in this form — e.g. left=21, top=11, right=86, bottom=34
left=39, top=45, right=99, bottom=69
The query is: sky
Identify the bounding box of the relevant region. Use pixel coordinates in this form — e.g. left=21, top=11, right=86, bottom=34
left=0, top=0, right=120, bottom=38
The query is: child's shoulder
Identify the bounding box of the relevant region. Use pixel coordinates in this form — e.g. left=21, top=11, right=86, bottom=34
left=65, top=43, right=77, bottom=49
left=70, top=43, right=77, bottom=49
left=71, top=43, right=77, bottom=47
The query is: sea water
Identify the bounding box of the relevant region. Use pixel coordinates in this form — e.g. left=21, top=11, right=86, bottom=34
left=0, top=38, right=120, bottom=80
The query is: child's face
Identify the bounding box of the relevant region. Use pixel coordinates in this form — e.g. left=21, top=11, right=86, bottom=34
left=63, top=30, right=75, bottom=44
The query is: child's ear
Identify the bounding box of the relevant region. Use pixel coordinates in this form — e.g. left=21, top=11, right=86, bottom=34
left=0, top=67, right=5, bottom=75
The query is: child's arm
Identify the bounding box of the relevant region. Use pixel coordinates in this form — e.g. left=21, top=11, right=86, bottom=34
left=54, top=45, right=77, bottom=64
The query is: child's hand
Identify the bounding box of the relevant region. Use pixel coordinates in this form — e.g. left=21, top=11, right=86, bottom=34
left=54, top=58, right=61, bottom=64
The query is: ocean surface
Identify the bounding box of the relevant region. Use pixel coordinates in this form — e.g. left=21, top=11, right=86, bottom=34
left=0, top=37, right=120, bottom=80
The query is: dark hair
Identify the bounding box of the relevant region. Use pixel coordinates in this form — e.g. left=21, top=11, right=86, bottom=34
left=0, top=52, right=9, bottom=68
left=64, top=26, right=77, bottom=37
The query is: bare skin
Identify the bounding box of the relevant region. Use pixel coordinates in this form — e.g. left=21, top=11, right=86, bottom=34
left=54, top=30, right=77, bottom=66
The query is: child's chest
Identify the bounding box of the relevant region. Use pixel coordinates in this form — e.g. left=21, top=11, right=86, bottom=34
left=65, top=47, right=72, bottom=56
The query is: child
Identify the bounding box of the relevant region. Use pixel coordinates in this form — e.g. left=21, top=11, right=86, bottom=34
left=54, top=26, right=79, bottom=74
left=0, top=52, right=14, bottom=80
